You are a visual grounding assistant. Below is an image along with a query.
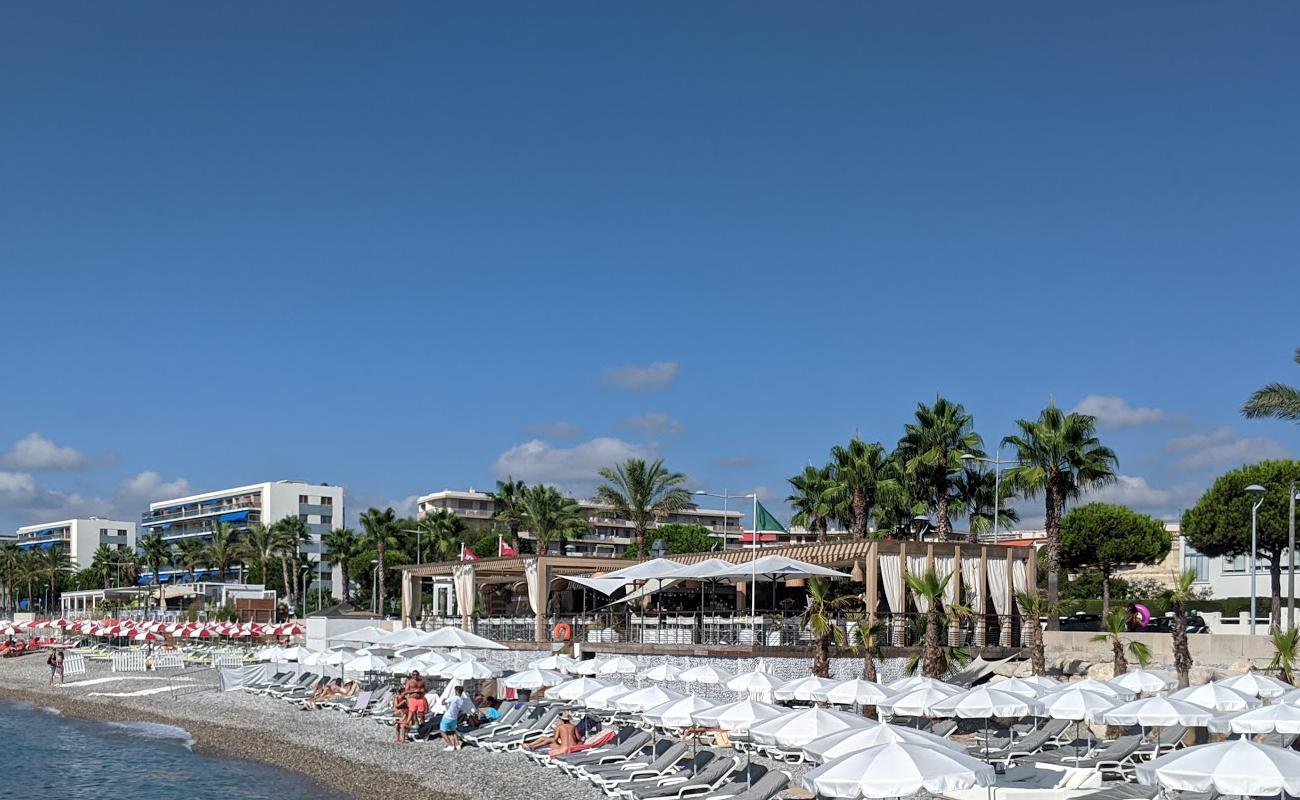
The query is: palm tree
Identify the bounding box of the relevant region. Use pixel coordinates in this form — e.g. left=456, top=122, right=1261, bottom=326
left=952, top=465, right=1020, bottom=544
left=1243, top=348, right=1300, bottom=422
left=360, top=507, right=398, bottom=614
left=896, top=397, right=984, bottom=539
left=138, top=533, right=171, bottom=613
left=37, top=546, right=75, bottom=612
left=273, top=516, right=312, bottom=609
left=854, top=616, right=887, bottom=683
left=1014, top=589, right=1055, bottom=676
left=595, top=459, right=693, bottom=557
left=1092, top=608, right=1151, bottom=676
left=802, top=578, right=846, bottom=677
left=787, top=465, right=833, bottom=541
left=323, top=527, right=360, bottom=601
left=489, top=476, right=528, bottom=539
left=0, top=542, right=18, bottom=613
left=873, top=452, right=929, bottom=538
left=90, top=544, right=119, bottom=590
left=174, top=538, right=209, bottom=583
left=207, top=521, right=240, bottom=584
left=238, top=523, right=278, bottom=587
left=825, top=438, right=891, bottom=539
left=520, top=485, right=588, bottom=555
left=418, top=509, right=471, bottom=561
left=1269, top=626, right=1299, bottom=685
left=14, top=552, right=40, bottom=614
left=1169, top=568, right=1198, bottom=688
left=905, top=569, right=950, bottom=678
left=1003, top=403, right=1118, bottom=626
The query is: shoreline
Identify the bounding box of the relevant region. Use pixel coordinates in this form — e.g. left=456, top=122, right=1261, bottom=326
left=0, top=685, right=419, bottom=800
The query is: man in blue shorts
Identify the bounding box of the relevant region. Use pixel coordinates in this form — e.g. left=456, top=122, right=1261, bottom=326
left=441, top=684, right=466, bottom=751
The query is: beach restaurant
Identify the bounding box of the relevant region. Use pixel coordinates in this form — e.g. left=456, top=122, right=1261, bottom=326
left=396, top=539, right=1037, bottom=654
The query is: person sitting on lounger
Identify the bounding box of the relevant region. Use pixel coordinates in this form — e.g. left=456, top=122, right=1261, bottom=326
left=524, top=711, right=582, bottom=756
left=307, top=678, right=344, bottom=710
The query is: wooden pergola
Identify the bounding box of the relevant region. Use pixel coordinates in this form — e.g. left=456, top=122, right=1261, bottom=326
left=396, top=539, right=1037, bottom=646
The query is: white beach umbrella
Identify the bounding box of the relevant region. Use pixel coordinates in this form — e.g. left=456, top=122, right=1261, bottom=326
left=726, top=666, right=785, bottom=700
left=877, top=685, right=963, bottom=718
left=411, top=626, right=508, bottom=650
left=1016, top=674, right=1063, bottom=691
left=803, top=721, right=965, bottom=764
left=549, top=676, right=611, bottom=702
left=1066, top=678, right=1136, bottom=700
left=812, top=678, right=896, bottom=707
left=582, top=682, right=634, bottom=711
left=372, top=627, right=428, bottom=647
left=600, top=558, right=687, bottom=580
left=930, top=686, right=1043, bottom=719
left=529, top=653, right=579, bottom=672
left=643, top=695, right=715, bottom=728
left=596, top=656, right=640, bottom=676
left=1170, top=681, right=1261, bottom=713
left=298, top=649, right=324, bottom=666
left=1111, top=668, right=1178, bottom=696
left=1038, top=686, right=1118, bottom=721
left=774, top=675, right=840, bottom=702
left=388, top=656, right=435, bottom=674
left=343, top=654, right=391, bottom=674
left=440, top=658, right=500, bottom=680
left=886, top=675, right=961, bottom=694
left=711, top=555, right=851, bottom=580
left=502, top=667, right=567, bottom=690
left=677, top=664, right=735, bottom=685
left=801, top=741, right=995, bottom=798
left=1136, top=738, right=1300, bottom=796
left=692, top=699, right=784, bottom=731
left=572, top=658, right=607, bottom=676
left=332, top=625, right=388, bottom=644
left=638, top=663, right=683, bottom=682
left=749, top=707, right=869, bottom=748
left=319, top=650, right=353, bottom=666
left=1101, top=696, right=1214, bottom=728
left=614, top=685, right=686, bottom=713
left=1216, top=670, right=1292, bottom=700
left=994, top=677, right=1051, bottom=698
left=258, top=645, right=286, bottom=662
left=1208, top=702, right=1300, bottom=737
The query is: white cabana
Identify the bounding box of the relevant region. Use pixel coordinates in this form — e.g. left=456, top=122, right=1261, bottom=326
left=1136, top=739, right=1300, bottom=796
left=749, top=707, right=868, bottom=748
left=803, top=721, right=966, bottom=763
left=801, top=741, right=995, bottom=798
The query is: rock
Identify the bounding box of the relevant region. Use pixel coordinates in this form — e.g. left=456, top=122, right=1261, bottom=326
left=1188, top=666, right=1217, bottom=686
left=1062, top=659, right=1092, bottom=676
left=1013, top=660, right=1035, bottom=677
left=1086, top=663, right=1116, bottom=681
left=991, top=661, right=1021, bottom=677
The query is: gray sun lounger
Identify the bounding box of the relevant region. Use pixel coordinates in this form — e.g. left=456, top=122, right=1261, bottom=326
left=590, top=741, right=689, bottom=788
left=558, top=730, right=653, bottom=774
left=618, top=754, right=741, bottom=800
left=605, top=751, right=719, bottom=798
left=700, top=769, right=790, bottom=800
left=1039, top=734, right=1145, bottom=779
left=985, top=719, right=1072, bottom=760
left=462, top=703, right=529, bottom=744
left=483, top=707, right=565, bottom=751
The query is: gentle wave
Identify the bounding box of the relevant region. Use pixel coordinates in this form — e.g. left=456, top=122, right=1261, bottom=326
left=104, top=720, right=197, bottom=750
left=40, top=706, right=62, bottom=716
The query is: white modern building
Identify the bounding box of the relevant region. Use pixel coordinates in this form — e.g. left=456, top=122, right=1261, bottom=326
left=14, top=517, right=137, bottom=569
left=141, top=480, right=344, bottom=594
left=415, top=488, right=743, bottom=556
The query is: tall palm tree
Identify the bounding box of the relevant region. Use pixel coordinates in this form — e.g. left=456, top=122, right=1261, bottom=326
left=273, top=516, right=312, bottom=609
left=418, top=509, right=470, bottom=561
left=787, top=465, right=833, bottom=542
left=37, top=546, right=75, bottom=612
left=323, top=527, right=360, bottom=602
left=14, top=552, right=40, bottom=614
left=238, top=523, right=277, bottom=587
left=905, top=569, right=951, bottom=679
left=1169, top=568, right=1198, bottom=688
left=489, top=476, right=528, bottom=539
left=896, top=397, right=984, bottom=539
left=0, top=542, right=18, bottom=613
left=595, top=459, right=693, bottom=557
left=872, top=452, right=929, bottom=538
left=1269, top=627, right=1300, bottom=685
left=1243, top=348, right=1300, bottom=422
left=1003, top=403, right=1118, bottom=626
left=207, top=521, right=239, bottom=584
left=138, top=533, right=171, bottom=613
left=520, top=485, right=588, bottom=555
left=360, top=507, right=398, bottom=614
left=174, top=538, right=209, bottom=583
left=1014, top=588, right=1055, bottom=676
left=90, top=544, right=119, bottom=590
left=801, top=578, right=846, bottom=677
left=1092, top=608, right=1151, bottom=676
left=952, top=465, right=1020, bottom=544
left=825, top=438, right=891, bottom=539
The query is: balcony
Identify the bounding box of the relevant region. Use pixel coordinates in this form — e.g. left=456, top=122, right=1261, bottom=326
left=142, top=499, right=261, bottom=525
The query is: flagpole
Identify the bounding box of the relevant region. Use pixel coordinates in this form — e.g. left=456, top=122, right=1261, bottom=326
left=752, top=491, right=758, bottom=646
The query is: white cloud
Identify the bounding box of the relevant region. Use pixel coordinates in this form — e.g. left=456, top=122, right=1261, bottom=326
left=0, top=471, right=37, bottom=502
left=1165, top=428, right=1290, bottom=471
left=391, top=495, right=420, bottom=518
left=1072, top=396, right=1165, bottom=429
left=618, top=412, right=684, bottom=435
left=1, top=433, right=89, bottom=470
left=1082, top=475, right=1179, bottom=509
left=118, top=471, right=194, bottom=502
left=491, top=437, right=657, bottom=486
left=529, top=421, right=582, bottom=439
left=600, top=361, right=680, bottom=391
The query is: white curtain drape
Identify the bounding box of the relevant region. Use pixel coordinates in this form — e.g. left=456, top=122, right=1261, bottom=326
left=906, top=554, right=930, bottom=612
left=1011, top=559, right=1029, bottom=612
left=524, top=558, right=546, bottom=615
left=933, top=555, right=956, bottom=608
left=453, top=563, right=476, bottom=618
left=960, top=557, right=982, bottom=614
left=988, top=559, right=1010, bottom=617
left=879, top=555, right=903, bottom=612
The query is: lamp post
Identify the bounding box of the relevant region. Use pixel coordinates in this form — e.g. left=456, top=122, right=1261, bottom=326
left=695, top=490, right=759, bottom=641
left=1246, top=484, right=1266, bottom=636
left=961, top=449, right=1021, bottom=542
left=370, top=559, right=380, bottom=615
left=402, top=528, right=423, bottom=565
left=1290, top=483, right=1299, bottom=631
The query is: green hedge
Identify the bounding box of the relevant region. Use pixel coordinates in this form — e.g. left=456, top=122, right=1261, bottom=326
left=1070, top=597, right=1255, bottom=616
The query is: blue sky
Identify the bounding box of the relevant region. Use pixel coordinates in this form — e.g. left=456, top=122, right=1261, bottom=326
left=3, top=3, right=1299, bottom=533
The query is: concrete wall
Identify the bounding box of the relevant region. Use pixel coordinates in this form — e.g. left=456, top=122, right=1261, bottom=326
left=1044, top=630, right=1276, bottom=672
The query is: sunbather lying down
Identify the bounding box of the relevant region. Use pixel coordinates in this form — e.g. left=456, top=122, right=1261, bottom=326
left=308, top=679, right=359, bottom=709
left=525, top=712, right=582, bottom=756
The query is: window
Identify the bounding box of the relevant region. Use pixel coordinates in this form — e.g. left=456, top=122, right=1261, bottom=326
left=320, top=496, right=332, bottom=505
left=1185, top=554, right=1209, bottom=583
left=1223, top=553, right=1249, bottom=573
left=321, top=515, right=332, bottom=526
left=100, top=528, right=108, bottom=536
left=299, top=514, right=308, bottom=523
left=118, top=529, right=126, bottom=536
left=299, top=495, right=309, bottom=503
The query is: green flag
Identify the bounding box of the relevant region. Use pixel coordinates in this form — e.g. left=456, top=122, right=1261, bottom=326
left=753, top=501, right=788, bottom=533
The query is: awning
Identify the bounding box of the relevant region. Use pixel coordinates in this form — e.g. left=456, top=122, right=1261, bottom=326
left=740, top=532, right=780, bottom=544
left=562, top=576, right=628, bottom=596
left=39, top=541, right=55, bottom=549
left=218, top=510, right=249, bottom=523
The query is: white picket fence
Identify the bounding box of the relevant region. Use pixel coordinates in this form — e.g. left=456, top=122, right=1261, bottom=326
left=111, top=651, right=147, bottom=672
left=212, top=652, right=245, bottom=669
left=154, top=652, right=184, bottom=670
left=62, top=652, right=86, bottom=677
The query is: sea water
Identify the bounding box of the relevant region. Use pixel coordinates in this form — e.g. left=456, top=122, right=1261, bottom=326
left=0, top=700, right=348, bottom=799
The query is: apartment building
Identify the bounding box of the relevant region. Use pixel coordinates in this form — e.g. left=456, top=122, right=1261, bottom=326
left=13, top=518, right=138, bottom=569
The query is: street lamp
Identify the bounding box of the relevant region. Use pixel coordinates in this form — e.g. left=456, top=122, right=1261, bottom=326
left=1246, top=484, right=1266, bottom=636
left=911, top=515, right=932, bottom=541
left=402, top=528, right=423, bottom=565
left=961, top=449, right=1021, bottom=541
left=1290, top=483, right=1300, bottom=631
left=370, top=559, right=380, bottom=616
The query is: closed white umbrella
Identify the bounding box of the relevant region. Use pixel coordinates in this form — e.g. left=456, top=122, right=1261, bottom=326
left=692, top=699, right=784, bottom=731
left=1208, top=702, right=1300, bottom=743
left=549, top=676, right=610, bottom=702
left=1101, top=696, right=1214, bottom=728
left=1136, top=738, right=1300, bottom=796
left=638, top=663, right=683, bottom=682
left=582, top=682, right=634, bottom=711
left=529, top=654, right=579, bottom=672
left=749, top=707, right=869, bottom=748
left=502, top=667, right=567, bottom=690
left=614, top=685, right=686, bottom=713
left=812, top=678, right=896, bottom=708
left=1111, top=668, right=1178, bottom=696
left=596, top=656, right=640, bottom=676
left=803, top=721, right=966, bottom=764
left=801, top=741, right=995, bottom=798
left=677, top=664, right=735, bottom=685
left=877, top=685, right=963, bottom=718
left=1170, top=682, right=1261, bottom=713
left=643, top=695, right=715, bottom=728
left=774, top=675, right=840, bottom=702
left=1217, top=670, right=1292, bottom=700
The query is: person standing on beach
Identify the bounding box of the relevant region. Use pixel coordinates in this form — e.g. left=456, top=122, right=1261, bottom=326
left=46, top=650, right=58, bottom=685
left=55, top=650, right=65, bottom=684
left=440, top=685, right=466, bottom=751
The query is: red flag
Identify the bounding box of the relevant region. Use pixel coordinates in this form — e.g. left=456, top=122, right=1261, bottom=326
left=461, top=545, right=477, bottom=561
left=499, top=537, right=517, bottom=557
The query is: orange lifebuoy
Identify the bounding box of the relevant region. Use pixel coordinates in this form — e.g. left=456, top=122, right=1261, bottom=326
left=553, top=622, right=572, bottom=641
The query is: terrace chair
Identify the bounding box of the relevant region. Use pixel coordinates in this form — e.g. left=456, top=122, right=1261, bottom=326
left=248, top=671, right=300, bottom=695
left=589, top=742, right=690, bottom=790
left=1135, top=725, right=1187, bottom=760
left=525, top=728, right=618, bottom=765
left=243, top=671, right=291, bottom=693
left=1040, top=734, right=1145, bottom=780
left=929, top=719, right=958, bottom=738
left=557, top=730, right=653, bottom=775
left=320, top=689, right=371, bottom=713
left=984, top=719, right=1072, bottom=761
left=463, top=703, right=530, bottom=744
left=351, top=688, right=392, bottom=716
left=698, top=768, right=790, bottom=800
left=268, top=673, right=320, bottom=698
left=481, top=707, right=565, bottom=752
left=618, top=754, right=741, bottom=800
